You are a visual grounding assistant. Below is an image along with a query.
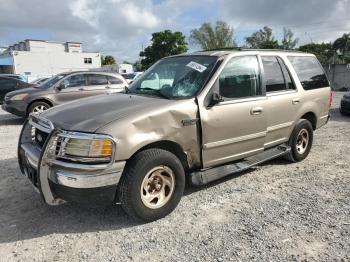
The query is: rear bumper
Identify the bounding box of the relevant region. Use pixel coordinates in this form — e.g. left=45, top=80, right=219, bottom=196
left=18, top=117, right=125, bottom=206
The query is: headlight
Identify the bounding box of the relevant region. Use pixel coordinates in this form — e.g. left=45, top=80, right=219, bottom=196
left=10, top=93, right=28, bottom=101
left=56, top=131, right=115, bottom=163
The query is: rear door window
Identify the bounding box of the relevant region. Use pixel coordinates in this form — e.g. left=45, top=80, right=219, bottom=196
left=262, top=56, right=287, bottom=92
left=287, top=56, right=329, bottom=90
left=88, top=74, right=109, bottom=85
left=276, top=57, right=295, bottom=90
left=0, top=78, right=16, bottom=88
left=107, top=76, right=123, bottom=84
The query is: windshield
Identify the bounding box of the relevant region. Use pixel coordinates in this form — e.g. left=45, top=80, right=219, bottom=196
left=128, top=56, right=218, bottom=99
left=40, top=73, right=67, bottom=88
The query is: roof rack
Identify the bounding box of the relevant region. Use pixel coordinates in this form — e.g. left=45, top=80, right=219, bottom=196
left=199, top=47, right=303, bottom=53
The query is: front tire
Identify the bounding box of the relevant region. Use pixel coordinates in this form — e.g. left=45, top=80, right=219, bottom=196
left=118, top=148, right=185, bottom=222
left=28, top=101, right=51, bottom=116
left=284, top=119, right=313, bottom=162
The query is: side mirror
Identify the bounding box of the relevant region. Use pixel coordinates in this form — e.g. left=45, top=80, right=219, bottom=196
left=57, top=82, right=68, bottom=91
left=208, top=92, right=224, bottom=107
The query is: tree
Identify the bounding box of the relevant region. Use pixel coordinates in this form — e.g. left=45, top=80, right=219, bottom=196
left=189, top=21, right=236, bottom=50
left=101, top=55, right=116, bottom=65
left=245, top=26, right=279, bottom=49
left=281, top=28, right=299, bottom=49
left=133, top=61, right=143, bottom=72
left=299, top=43, right=334, bottom=64
left=123, top=60, right=133, bottom=65
left=333, top=33, right=350, bottom=55
left=139, top=30, right=188, bottom=69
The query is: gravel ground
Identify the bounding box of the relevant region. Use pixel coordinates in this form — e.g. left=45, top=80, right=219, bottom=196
left=0, top=92, right=349, bottom=262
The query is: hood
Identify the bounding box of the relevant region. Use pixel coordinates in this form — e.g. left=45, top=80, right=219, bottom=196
left=7, top=87, right=49, bottom=97
left=41, top=93, right=173, bottom=132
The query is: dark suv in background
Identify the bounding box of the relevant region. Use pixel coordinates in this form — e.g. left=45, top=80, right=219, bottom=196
left=0, top=76, right=34, bottom=104
left=2, top=71, right=128, bottom=116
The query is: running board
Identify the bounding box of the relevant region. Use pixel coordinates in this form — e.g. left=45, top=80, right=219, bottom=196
left=189, top=145, right=291, bottom=186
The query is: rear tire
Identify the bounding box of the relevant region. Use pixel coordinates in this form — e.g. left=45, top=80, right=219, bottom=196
left=284, top=119, right=313, bottom=162
left=118, top=148, right=185, bottom=222
left=28, top=101, right=51, bottom=116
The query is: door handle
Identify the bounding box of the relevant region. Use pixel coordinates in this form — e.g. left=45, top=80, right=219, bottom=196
left=105, top=86, right=111, bottom=89
left=78, top=88, right=86, bottom=91
left=292, top=98, right=300, bottom=105
left=250, top=107, right=263, bottom=115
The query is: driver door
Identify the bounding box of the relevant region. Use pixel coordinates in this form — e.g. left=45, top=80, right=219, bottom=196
left=200, top=55, right=267, bottom=168
left=54, top=74, right=88, bottom=104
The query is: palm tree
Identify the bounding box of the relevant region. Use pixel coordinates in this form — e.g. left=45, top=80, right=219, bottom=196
left=333, top=33, right=350, bottom=55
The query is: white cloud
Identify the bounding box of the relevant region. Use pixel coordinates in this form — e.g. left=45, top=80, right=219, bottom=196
left=0, top=0, right=349, bottom=61
left=121, top=2, right=159, bottom=28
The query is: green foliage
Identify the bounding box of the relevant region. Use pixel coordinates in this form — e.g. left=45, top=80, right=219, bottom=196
left=189, top=21, right=236, bottom=50
left=298, top=43, right=334, bottom=64
left=123, top=60, right=133, bottom=65
left=139, top=30, right=188, bottom=69
left=344, top=55, right=350, bottom=63
left=281, top=27, right=299, bottom=49
left=133, top=61, right=143, bottom=72
left=245, top=26, right=279, bottom=49
left=101, top=55, right=116, bottom=65
left=333, top=33, right=350, bottom=55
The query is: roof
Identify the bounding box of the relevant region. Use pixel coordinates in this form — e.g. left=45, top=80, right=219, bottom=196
left=24, top=39, right=82, bottom=44
left=186, top=48, right=306, bottom=57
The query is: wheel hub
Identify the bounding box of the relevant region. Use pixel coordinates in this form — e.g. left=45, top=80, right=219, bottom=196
left=140, top=166, right=175, bottom=209
left=296, top=128, right=309, bottom=154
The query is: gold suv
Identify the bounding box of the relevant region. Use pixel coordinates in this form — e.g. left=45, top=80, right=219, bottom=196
left=18, top=49, right=332, bottom=221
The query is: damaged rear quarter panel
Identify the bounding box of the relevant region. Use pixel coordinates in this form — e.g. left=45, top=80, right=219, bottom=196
left=97, top=99, right=201, bottom=168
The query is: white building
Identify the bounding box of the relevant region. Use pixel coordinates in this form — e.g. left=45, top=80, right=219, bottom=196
left=0, top=40, right=101, bottom=81
left=118, top=63, right=134, bottom=74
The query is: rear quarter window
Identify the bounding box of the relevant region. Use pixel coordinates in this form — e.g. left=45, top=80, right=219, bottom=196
left=287, top=56, right=329, bottom=90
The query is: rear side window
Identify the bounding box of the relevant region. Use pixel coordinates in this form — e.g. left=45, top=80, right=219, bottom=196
left=107, top=76, right=123, bottom=84
left=218, top=56, right=261, bottom=100
left=88, top=74, right=108, bottom=85
left=287, top=56, right=329, bottom=90
left=0, top=78, right=16, bottom=88
left=262, top=56, right=295, bottom=92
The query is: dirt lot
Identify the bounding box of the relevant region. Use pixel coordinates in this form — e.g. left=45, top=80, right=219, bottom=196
left=0, top=92, right=349, bottom=261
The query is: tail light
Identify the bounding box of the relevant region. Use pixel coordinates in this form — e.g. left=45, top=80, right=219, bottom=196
left=329, top=89, right=333, bottom=108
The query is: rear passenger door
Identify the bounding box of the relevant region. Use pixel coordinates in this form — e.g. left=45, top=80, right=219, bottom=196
left=86, top=74, right=123, bottom=95
left=261, top=56, right=300, bottom=148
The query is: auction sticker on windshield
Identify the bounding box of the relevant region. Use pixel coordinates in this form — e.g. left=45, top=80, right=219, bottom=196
left=186, top=61, right=207, bottom=73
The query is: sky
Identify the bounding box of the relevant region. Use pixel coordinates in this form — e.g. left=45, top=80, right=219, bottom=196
left=0, top=0, right=349, bottom=62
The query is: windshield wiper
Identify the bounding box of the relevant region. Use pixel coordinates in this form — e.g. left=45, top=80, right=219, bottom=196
left=135, top=87, right=171, bottom=99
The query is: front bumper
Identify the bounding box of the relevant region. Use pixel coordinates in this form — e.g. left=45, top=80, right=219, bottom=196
left=18, top=116, right=126, bottom=205
left=2, top=100, right=27, bottom=117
